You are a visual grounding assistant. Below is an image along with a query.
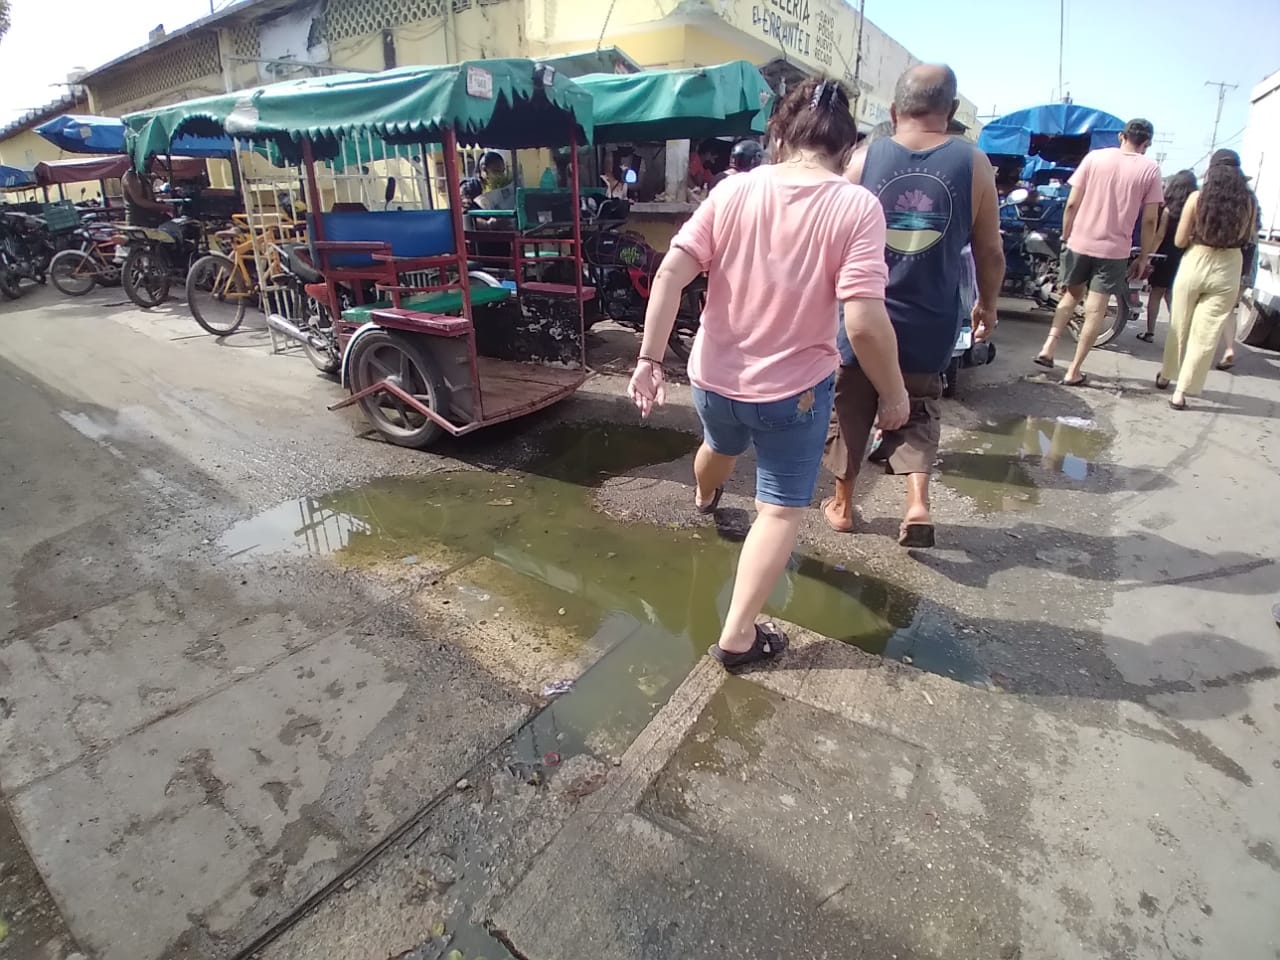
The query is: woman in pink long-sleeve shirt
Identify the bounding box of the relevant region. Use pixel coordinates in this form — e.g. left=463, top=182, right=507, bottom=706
left=627, top=78, right=908, bottom=669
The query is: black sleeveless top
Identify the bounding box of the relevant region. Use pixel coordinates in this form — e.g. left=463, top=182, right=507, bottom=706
left=859, top=137, right=975, bottom=374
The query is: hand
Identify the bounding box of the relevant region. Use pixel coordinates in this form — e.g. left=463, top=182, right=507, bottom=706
left=875, top=386, right=910, bottom=431
left=1127, top=256, right=1148, bottom=282
left=627, top=359, right=666, bottom=419
left=972, top=302, right=998, bottom=342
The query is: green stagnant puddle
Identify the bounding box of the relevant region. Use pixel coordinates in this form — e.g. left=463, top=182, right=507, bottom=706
left=937, top=415, right=1111, bottom=512
left=221, top=423, right=985, bottom=959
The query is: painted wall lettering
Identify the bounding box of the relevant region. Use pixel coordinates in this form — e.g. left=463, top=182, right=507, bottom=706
left=751, top=5, right=812, bottom=58
left=812, top=10, right=834, bottom=67
left=768, top=0, right=809, bottom=24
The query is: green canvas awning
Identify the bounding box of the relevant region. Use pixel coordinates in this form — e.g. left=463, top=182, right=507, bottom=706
left=123, top=59, right=595, bottom=171
left=575, top=61, right=773, bottom=143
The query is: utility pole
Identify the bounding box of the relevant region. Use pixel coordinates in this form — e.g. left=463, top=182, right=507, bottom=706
left=1057, top=0, right=1066, bottom=101
left=1152, top=133, right=1173, bottom=168
left=1205, top=80, right=1238, bottom=152
left=851, top=0, right=867, bottom=118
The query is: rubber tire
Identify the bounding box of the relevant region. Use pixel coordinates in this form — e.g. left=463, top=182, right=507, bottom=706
left=0, top=266, right=21, bottom=300
left=123, top=247, right=171, bottom=308
left=346, top=330, right=447, bottom=449
left=49, top=250, right=98, bottom=297
left=186, top=253, right=247, bottom=336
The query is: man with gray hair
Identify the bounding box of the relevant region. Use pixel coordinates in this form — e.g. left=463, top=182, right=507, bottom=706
left=823, top=64, right=1004, bottom=547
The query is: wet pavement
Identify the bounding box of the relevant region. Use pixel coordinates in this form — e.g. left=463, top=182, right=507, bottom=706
left=1, top=285, right=1279, bottom=959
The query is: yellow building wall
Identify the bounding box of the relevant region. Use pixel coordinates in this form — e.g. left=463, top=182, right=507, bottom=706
left=0, top=128, right=111, bottom=204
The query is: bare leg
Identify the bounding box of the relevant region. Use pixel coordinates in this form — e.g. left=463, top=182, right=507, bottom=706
left=824, top=475, right=856, bottom=531
left=1145, top=286, right=1166, bottom=336
left=1063, top=289, right=1110, bottom=382
left=717, top=502, right=804, bottom=653
left=693, top=443, right=736, bottom=508
left=1037, top=284, right=1085, bottom=361
left=903, top=473, right=930, bottom=526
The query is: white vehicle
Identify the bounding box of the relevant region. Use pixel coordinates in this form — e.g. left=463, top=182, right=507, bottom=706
left=1241, top=66, right=1280, bottom=351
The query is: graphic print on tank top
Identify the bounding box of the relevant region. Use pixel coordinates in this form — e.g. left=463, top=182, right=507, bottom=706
left=878, top=169, right=956, bottom=257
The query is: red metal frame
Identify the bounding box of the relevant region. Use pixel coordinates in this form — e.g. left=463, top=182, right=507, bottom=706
left=301, top=103, right=593, bottom=442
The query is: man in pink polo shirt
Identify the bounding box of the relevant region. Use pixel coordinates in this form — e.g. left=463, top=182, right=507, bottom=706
left=1034, top=118, right=1163, bottom=385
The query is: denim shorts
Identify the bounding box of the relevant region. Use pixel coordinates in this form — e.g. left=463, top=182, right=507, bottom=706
left=692, top=374, right=836, bottom=508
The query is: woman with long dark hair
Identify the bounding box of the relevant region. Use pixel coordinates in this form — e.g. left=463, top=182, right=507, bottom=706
left=1138, top=169, right=1197, bottom=342
left=627, top=78, right=907, bottom=669
left=1157, top=149, right=1257, bottom=409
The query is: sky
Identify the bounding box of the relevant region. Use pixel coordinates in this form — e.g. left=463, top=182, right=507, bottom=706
left=2, top=0, right=1277, bottom=176
left=869, top=0, right=1280, bottom=174
left=0, top=0, right=228, bottom=126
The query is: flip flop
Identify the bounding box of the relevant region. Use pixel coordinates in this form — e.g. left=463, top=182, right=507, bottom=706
left=1063, top=373, right=1089, bottom=387
left=898, top=522, right=936, bottom=548
left=1169, top=398, right=1187, bottom=411
left=1155, top=374, right=1171, bottom=390
left=1216, top=358, right=1235, bottom=371
left=708, top=622, right=789, bottom=670
left=695, top=486, right=724, bottom=515
left=1033, top=355, right=1055, bottom=369
left=1136, top=332, right=1155, bottom=343
left=820, top=497, right=856, bottom=533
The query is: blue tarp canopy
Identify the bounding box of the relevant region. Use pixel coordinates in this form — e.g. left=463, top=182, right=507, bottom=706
left=1021, top=154, right=1075, bottom=182
left=978, top=103, right=1125, bottom=156
left=36, top=114, right=236, bottom=159
left=0, top=164, right=35, bottom=190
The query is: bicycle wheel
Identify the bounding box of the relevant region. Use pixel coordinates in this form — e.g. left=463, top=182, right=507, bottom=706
left=50, top=250, right=98, bottom=297
left=186, top=253, right=248, bottom=336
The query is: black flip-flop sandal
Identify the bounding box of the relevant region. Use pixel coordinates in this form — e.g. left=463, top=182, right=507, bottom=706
left=1136, top=331, right=1155, bottom=343
left=708, top=622, right=788, bottom=670
left=1216, top=359, right=1235, bottom=371
left=1154, top=374, right=1171, bottom=390
left=1063, top=373, right=1089, bottom=387
left=1033, top=355, right=1055, bottom=369
left=695, top=486, right=724, bottom=515
left=1169, top=398, right=1187, bottom=411
left=898, top=523, right=936, bottom=548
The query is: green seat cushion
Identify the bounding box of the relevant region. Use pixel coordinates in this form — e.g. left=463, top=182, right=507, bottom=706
left=342, top=284, right=511, bottom=323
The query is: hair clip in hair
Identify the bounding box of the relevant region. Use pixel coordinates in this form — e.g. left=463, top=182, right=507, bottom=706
left=810, top=81, right=837, bottom=111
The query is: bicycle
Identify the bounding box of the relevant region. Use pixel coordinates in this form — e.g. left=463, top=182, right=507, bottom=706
left=185, top=214, right=300, bottom=336
left=49, top=224, right=125, bottom=297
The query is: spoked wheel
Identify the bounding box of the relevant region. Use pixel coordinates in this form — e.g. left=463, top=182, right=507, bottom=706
left=49, top=250, right=98, bottom=297
left=0, top=266, right=20, bottom=300
left=347, top=330, right=447, bottom=449
left=187, top=253, right=248, bottom=336
left=123, top=247, right=171, bottom=308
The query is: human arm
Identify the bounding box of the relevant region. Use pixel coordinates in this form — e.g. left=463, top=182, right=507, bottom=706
left=1152, top=207, right=1170, bottom=252
left=1129, top=203, right=1160, bottom=280
left=1174, top=192, right=1199, bottom=249
left=843, top=299, right=908, bottom=428
left=968, top=151, right=1005, bottom=342
left=628, top=195, right=717, bottom=417
left=628, top=247, right=702, bottom=417
left=1061, top=155, right=1090, bottom=244
left=838, top=196, right=908, bottom=429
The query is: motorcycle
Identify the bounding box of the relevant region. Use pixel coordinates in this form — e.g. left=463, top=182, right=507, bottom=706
left=580, top=197, right=703, bottom=360
left=115, top=217, right=211, bottom=308
left=0, top=210, right=56, bottom=300
left=1001, top=188, right=1154, bottom=348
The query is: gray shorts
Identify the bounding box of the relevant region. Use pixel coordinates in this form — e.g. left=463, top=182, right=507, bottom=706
left=1061, top=249, right=1127, bottom=294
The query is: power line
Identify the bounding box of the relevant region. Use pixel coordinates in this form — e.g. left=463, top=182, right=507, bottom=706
left=1205, top=80, right=1238, bottom=153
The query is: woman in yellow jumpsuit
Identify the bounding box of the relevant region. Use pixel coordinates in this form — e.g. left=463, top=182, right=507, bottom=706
left=1157, top=149, right=1258, bottom=409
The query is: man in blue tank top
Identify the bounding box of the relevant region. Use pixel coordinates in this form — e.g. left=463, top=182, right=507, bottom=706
left=823, top=64, right=1005, bottom=547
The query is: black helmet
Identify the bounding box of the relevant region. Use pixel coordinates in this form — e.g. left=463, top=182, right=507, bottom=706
left=730, top=140, right=765, bottom=170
